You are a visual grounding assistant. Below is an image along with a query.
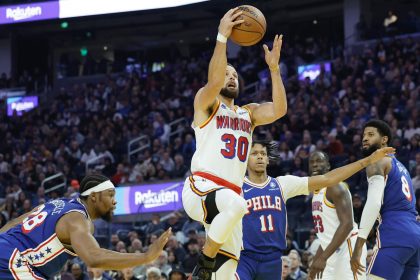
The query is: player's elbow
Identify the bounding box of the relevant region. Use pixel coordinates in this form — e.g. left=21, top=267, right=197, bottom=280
left=80, top=250, right=103, bottom=268
left=342, top=221, right=353, bottom=234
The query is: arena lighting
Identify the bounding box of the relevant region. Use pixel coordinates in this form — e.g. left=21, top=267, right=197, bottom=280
left=0, top=0, right=209, bottom=25
left=58, top=0, right=209, bottom=19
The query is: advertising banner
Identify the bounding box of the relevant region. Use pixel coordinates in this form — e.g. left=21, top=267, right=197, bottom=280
left=0, top=1, right=59, bottom=24
left=7, top=96, right=38, bottom=116
left=114, top=180, right=184, bottom=215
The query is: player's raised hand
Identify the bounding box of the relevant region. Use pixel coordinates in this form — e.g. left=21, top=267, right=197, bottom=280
left=263, top=34, right=283, bottom=71
left=367, top=147, right=396, bottom=164
left=350, top=250, right=366, bottom=275
left=218, top=8, right=245, bottom=38
left=308, top=247, right=326, bottom=280
left=145, top=228, right=172, bottom=262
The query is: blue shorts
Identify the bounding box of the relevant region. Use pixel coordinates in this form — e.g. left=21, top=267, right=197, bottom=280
left=0, top=237, right=45, bottom=280
left=368, top=247, right=420, bottom=280
left=236, top=251, right=282, bottom=280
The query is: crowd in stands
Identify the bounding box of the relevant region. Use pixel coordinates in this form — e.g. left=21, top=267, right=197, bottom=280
left=0, top=31, right=419, bottom=279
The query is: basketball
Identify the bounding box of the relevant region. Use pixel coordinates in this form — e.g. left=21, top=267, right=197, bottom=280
left=230, top=5, right=266, bottom=46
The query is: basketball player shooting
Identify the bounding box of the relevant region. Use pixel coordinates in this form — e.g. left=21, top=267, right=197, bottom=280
left=308, top=151, right=366, bottom=280
left=0, top=174, right=171, bottom=280
left=350, top=120, right=420, bottom=280
left=235, top=141, right=393, bottom=280
left=182, top=7, right=287, bottom=280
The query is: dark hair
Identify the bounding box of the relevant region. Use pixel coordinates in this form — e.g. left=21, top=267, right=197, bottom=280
left=363, top=119, right=392, bottom=145
left=79, top=174, right=110, bottom=199
left=252, top=140, right=280, bottom=162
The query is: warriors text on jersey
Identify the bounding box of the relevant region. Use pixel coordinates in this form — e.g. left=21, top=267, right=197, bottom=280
left=191, top=99, right=253, bottom=189
left=375, top=156, right=420, bottom=249
left=311, top=183, right=358, bottom=249
left=0, top=198, right=89, bottom=279
left=241, top=176, right=309, bottom=255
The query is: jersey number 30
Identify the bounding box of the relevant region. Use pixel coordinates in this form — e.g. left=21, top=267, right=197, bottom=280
left=221, top=134, right=249, bottom=162
left=22, top=205, right=48, bottom=234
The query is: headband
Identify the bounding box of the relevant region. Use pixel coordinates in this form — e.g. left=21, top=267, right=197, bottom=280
left=80, top=180, right=115, bottom=196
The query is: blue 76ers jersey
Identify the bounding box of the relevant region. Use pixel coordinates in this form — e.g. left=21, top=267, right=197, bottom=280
left=0, top=198, right=88, bottom=278
left=242, top=176, right=309, bottom=254
left=376, top=156, right=420, bottom=248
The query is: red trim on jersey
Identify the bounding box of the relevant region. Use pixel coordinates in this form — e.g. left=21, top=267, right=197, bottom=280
left=193, top=172, right=241, bottom=195
left=9, top=249, right=44, bottom=280
left=199, top=99, right=221, bottom=129
left=32, top=247, right=65, bottom=266
left=20, top=234, right=58, bottom=255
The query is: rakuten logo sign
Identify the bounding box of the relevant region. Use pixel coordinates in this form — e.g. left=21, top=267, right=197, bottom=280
left=0, top=1, right=59, bottom=24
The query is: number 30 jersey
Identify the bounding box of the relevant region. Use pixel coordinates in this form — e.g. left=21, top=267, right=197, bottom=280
left=311, top=184, right=358, bottom=250
left=0, top=198, right=89, bottom=278
left=242, top=176, right=308, bottom=254
left=191, top=99, right=253, bottom=188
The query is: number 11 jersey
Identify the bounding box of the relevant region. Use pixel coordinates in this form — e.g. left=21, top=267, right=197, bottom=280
left=242, top=176, right=309, bottom=254
left=191, top=99, right=253, bottom=189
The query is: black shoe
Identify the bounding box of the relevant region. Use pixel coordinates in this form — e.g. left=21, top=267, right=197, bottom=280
left=189, top=253, right=216, bottom=280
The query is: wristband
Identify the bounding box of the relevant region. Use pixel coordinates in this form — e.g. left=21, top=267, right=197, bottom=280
left=269, top=65, right=280, bottom=72
left=217, top=33, right=227, bottom=43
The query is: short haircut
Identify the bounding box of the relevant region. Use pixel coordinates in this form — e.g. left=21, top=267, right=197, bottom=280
left=79, top=174, right=110, bottom=200
left=363, top=119, right=393, bottom=145
left=252, top=140, right=280, bottom=162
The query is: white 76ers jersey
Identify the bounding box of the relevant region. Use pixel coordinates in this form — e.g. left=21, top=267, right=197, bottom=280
left=191, top=99, right=253, bottom=188
left=311, top=183, right=358, bottom=249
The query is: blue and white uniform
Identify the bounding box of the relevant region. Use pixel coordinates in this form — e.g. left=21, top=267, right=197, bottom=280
left=236, top=175, right=308, bottom=280
left=0, top=198, right=89, bottom=280
left=368, top=156, right=420, bottom=279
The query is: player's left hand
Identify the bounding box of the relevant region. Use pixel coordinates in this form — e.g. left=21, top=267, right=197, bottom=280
left=309, top=249, right=327, bottom=280
left=263, top=34, right=283, bottom=71
left=350, top=249, right=366, bottom=275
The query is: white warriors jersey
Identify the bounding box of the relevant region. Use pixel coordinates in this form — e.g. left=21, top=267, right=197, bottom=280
left=311, top=183, right=358, bottom=249
left=191, top=99, right=253, bottom=188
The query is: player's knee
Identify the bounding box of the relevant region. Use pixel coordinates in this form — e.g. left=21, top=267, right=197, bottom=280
left=229, top=195, right=247, bottom=217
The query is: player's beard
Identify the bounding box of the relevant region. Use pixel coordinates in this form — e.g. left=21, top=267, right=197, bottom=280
left=220, top=86, right=239, bottom=99
left=102, top=210, right=113, bottom=222
left=361, top=143, right=381, bottom=157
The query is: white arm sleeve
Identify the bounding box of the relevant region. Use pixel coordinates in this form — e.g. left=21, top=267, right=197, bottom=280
left=358, top=175, right=385, bottom=239
left=276, top=175, right=309, bottom=202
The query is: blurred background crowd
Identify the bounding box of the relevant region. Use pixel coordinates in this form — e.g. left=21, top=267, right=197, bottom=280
left=0, top=0, right=419, bottom=279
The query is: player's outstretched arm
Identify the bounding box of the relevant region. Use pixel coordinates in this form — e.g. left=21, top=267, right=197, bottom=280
left=244, top=35, right=287, bottom=127
left=58, top=212, right=171, bottom=270
left=351, top=158, right=390, bottom=275
left=309, top=185, right=353, bottom=279
left=307, top=147, right=395, bottom=192
left=194, top=8, right=244, bottom=111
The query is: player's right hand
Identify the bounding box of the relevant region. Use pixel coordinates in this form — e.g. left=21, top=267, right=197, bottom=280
left=368, top=147, right=396, bottom=164
left=145, top=228, right=172, bottom=262
left=218, top=7, right=245, bottom=38
left=350, top=249, right=366, bottom=275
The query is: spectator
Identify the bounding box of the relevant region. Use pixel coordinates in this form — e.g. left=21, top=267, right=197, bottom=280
left=352, top=193, right=364, bottom=225
left=121, top=267, right=138, bottom=280
left=282, top=256, right=291, bottom=280
left=412, top=165, right=420, bottom=192
left=287, top=250, right=308, bottom=280
left=153, top=250, right=172, bottom=276
left=71, top=263, right=89, bottom=280
left=146, top=267, right=162, bottom=280
left=181, top=239, right=200, bottom=274
left=168, top=267, right=187, bottom=280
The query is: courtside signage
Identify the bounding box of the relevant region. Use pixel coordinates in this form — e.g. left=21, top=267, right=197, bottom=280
left=114, top=181, right=184, bottom=215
